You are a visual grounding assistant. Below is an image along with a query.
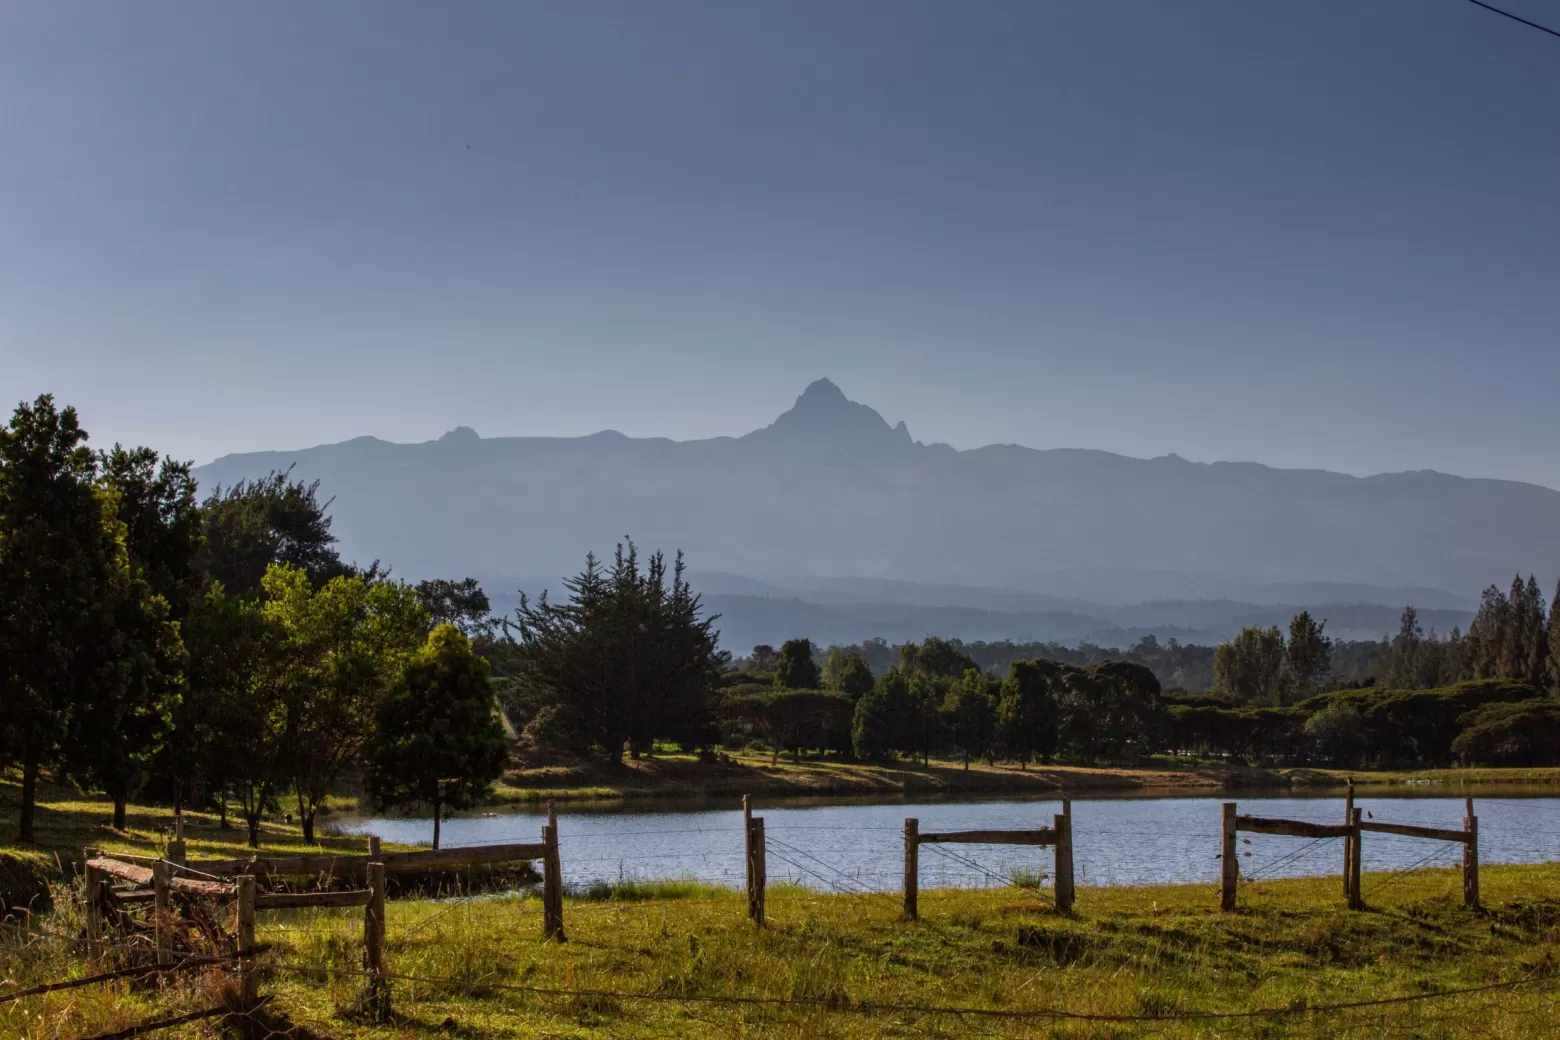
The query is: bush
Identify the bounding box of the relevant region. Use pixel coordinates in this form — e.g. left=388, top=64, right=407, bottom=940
left=1451, top=700, right=1560, bottom=766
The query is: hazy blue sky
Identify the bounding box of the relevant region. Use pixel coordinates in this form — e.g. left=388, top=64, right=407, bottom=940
left=3, top=1, right=1557, bottom=485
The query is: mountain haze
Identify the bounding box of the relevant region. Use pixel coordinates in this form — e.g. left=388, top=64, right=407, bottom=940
left=194, top=380, right=1559, bottom=619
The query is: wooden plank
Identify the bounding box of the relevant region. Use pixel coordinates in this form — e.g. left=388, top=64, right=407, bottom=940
left=1359, top=820, right=1470, bottom=844
left=185, top=853, right=364, bottom=878
left=254, top=889, right=372, bottom=910
left=189, top=842, right=548, bottom=879
left=917, top=829, right=1056, bottom=846
left=108, top=887, right=156, bottom=905
left=1236, top=816, right=1352, bottom=839
left=89, top=858, right=153, bottom=887
left=383, top=843, right=547, bottom=872
left=168, top=876, right=235, bottom=898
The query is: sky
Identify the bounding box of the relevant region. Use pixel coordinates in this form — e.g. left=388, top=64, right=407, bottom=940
left=2, top=0, right=1558, bottom=486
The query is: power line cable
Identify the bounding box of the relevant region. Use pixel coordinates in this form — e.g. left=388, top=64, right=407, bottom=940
left=1462, top=0, right=1560, bottom=39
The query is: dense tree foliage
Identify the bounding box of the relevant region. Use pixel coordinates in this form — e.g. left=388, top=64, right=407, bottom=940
left=507, top=542, right=724, bottom=763
left=366, top=625, right=510, bottom=849
left=773, top=638, right=821, bottom=690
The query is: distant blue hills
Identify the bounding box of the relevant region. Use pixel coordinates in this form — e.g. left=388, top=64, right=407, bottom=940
left=194, top=378, right=1556, bottom=651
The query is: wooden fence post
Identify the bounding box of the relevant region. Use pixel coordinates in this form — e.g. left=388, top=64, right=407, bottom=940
left=366, top=835, right=381, bottom=860
left=152, top=860, right=173, bottom=965
left=236, top=874, right=257, bottom=1011
left=749, top=817, right=766, bottom=926
left=83, top=849, right=103, bottom=956
left=363, top=862, right=387, bottom=1017
left=1344, top=808, right=1362, bottom=909
left=1463, top=798, right=1480, bottom=910
left=1220, top=802, right=1237, bottom=912
left=1343, top=781, right=1354, bottom=898
left=1053, top=812, right=1074, bottom=912
left=542, top=805, right=566, bottom=942
left=168, top=817, right=186, bottom=867
left=904, top=818, right=919, bottom=921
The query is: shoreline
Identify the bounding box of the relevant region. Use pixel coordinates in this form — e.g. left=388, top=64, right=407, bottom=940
left=462, top=753, right=1560, bottom=809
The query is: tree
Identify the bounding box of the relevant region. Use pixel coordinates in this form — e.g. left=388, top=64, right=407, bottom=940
left=943, top=669, right=998, bottom=769
left=416, top=577, right=493, bottom=639
left=1451, top=700, right=1560, bottom=767
left=174, top=584, right=284, bottom=841
left=899, top=637, right=980, bottom=680
left=366, top=625, right=510, bottom=850
left=1303, top=704, right=1368, bottom=767
left=1212, top=626, right=1286, bottom=704
left=995, top=660, right=1063, bottom=768
left=1060, top=662, right=1165, bottom=763
left=729, top=689, right=850, bottom=764
left=1464, top=584, right=1512, bottom=680
left=68, top=446, right=202, bottom=827
left=0, top=396, right=132, bottom=842
left=1285, top=612, right=1331, bottom=697
left=263, top=564, right=428, bottom=843
left=773, top=638, right=821, bottom=690
left=1550, top=580, right=1560, bottom=695
left=852, top=668, right=911, bottom=760
left=195, top=469, right=348, bottom=594
left=508, top=541, right=723, bottom=764
left=837, top=651, right=876, bottom=700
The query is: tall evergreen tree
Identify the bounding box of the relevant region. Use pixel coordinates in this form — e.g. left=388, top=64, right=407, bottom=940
left=1465, top=584, right=1512, bottom=680
left=1549, top=579, right=1560, bottom=695
left=1284, top=611, right=1331, bottom=696
left=0, top=397, right=131, bottom=842
left=509, top=541, right=722, bottom=763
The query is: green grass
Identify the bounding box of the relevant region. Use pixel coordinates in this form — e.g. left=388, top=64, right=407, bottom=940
left=0, top=771, right=404, bottom=873
left=9, top=862, right=1560, bottom=1039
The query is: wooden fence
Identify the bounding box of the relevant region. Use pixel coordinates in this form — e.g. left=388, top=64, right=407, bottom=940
left=81, top=805, right=566, bottom=1021
left=1221, top=796, right=1479, bottom=912
left=903, top=802, right=1074, bottom=919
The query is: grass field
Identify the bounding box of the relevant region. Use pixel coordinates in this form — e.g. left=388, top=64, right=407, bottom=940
left=6, top=861, right=1560, bottom=1039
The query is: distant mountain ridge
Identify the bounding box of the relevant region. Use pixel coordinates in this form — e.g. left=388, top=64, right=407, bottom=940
left=194, top=379, right=1560, bottom=627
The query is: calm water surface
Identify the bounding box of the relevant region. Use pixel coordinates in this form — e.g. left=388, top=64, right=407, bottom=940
left=335, top=791, right=1560, bottom=892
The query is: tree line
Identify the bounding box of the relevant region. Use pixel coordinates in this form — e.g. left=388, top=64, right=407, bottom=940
left=0, top=397, right=508, bottom=847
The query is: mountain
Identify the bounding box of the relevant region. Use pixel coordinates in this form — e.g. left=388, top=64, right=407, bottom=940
left=194, top=379, right=1559, bottom=625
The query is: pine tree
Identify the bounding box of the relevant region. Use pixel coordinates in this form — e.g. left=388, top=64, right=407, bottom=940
left=1284, top=611, right=1332, bottom=696
left=1550, top=580, right=1560, bottom=695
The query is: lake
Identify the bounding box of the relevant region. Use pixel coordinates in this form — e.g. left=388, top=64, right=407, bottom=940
left=332, top=790, right=1560, bottom=892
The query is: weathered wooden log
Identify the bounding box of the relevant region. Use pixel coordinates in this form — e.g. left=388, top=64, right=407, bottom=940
left=1236, top=816, right=1353, bottom=839
left=187, top=842, right=548, bottom=879
left=89, top=858, right=153, bottom=887
left=1358, top=820, right=1470, bottom=844
left=917, top=829, right=1057, bottom=846
left=254, top=889, right=373, bottom=910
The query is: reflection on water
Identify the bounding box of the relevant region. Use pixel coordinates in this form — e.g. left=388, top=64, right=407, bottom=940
left=333, top=790, right=1560, bottom=892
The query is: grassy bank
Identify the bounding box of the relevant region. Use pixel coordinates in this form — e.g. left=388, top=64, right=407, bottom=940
left=0, top=771, right=389, bottom=872
left=9, top=861, right=1560, bottom=1038
left=472, top=751, right=1560, bottom=806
